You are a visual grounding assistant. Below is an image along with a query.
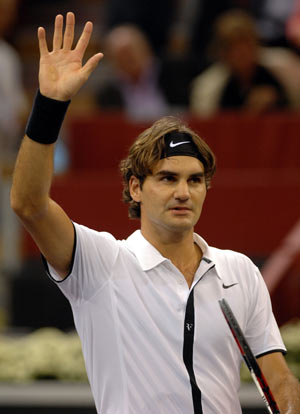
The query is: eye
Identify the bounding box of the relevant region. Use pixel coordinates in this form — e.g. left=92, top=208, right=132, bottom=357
left=189, top=176, right=203, bottom=184
left=161, top=175, right=176, bottom=182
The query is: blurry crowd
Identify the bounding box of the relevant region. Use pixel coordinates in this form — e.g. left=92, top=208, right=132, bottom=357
left=92, top=0, right=300, bottom=120
left=6, top=0, right=300, bottom=124
left=1, top=0, right=300, bottom=325
left=2, top=0, right=300, bottom=124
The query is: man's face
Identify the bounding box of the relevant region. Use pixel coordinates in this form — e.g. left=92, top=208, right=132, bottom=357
left=130, top=156, right=207, bottom=237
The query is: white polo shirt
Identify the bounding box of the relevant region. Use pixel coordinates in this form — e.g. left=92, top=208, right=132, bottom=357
left=46, top=223, right=286, bottom=414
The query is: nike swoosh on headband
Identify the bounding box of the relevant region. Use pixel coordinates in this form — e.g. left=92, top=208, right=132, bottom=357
left=169, top=140, right=191, bottom=148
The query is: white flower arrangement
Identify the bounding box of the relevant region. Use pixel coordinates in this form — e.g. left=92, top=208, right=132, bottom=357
left=0, top=327, right=88, bottom=382
left=0, top=321, right=299, bottom=382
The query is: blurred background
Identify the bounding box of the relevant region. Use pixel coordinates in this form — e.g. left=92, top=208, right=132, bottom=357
left=0, top=0, right=300, bottom=413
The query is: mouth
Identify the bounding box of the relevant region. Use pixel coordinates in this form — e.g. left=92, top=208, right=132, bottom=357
left=169, top=207, right=192, bottom=215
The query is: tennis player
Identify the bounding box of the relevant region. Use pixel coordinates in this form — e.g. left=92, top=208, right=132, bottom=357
left=11, top=12, right=300, bottom=414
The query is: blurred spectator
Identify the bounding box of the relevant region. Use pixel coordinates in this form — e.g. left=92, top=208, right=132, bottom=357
left=104, top=0, right=245, bottom=70
left=96, top=25, right=195, bottom=121
left=189, top=10, right=298, bottom=117
left=104, top=1, right=265, bottom=65
left=0, top=0, right=28, bottom=273
left=0, top=0, right=28, bottom=329
left=255, top=0, right=295, bottom=48
left=179, top=0, right=242, bottom=69
left=286, top=0, right=300, bottom=50
left=104, top=0, right=175, bottom=56
left=96, top=25, right=169, bottom=121
left=0, top=0, right=28, bottom=163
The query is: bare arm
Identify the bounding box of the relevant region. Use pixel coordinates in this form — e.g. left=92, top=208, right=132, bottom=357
left=10, top=12, right=103, bottom=278
left=258, top=352, right=300, bottom=413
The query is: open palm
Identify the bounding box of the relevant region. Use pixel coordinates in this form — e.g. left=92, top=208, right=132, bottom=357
left=38, top=12, right=103, bottom=101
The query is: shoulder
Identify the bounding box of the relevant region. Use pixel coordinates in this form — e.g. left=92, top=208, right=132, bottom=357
left=210, top=245, right=254, bottom=265
left=191, top=63, right=230, bottom=91
left=74, top=222, right=120, bottom=250
left=72, top=223, right=130, bottom=275
left=259, top=46, right=300, bottom=108
left=190, top=63, right=230, bottom=116
left=209, top=245, right=260, bottom=282
left=73, top=223, right=136, bottom=257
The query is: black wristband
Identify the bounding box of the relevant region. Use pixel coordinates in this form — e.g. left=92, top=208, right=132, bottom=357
left=25, top=89, right=71, bottom=144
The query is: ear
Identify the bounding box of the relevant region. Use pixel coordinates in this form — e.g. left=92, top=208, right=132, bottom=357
left=129, top=175, right=142, bottom=202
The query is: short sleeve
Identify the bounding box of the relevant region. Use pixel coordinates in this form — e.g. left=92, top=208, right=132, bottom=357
left=45, top=222, right=120, bottom=305
left=245, top=265, right=286, bottom=357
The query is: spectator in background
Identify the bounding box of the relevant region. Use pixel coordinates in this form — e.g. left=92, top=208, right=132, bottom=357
left=0, top=0, right=28, bottom=274
left=96, top=25, right=194, bottom=121
left=104, top=0, right=174, bottom=56
left=190, top=10, right=294, bottom=117
left=255, top=0, right=295, bottom=48
left=96, top=25, right=169, bottom=122
left=286, top=0, right=300, bottom=50
left=177, top=0, right=240, bottom=70
left=104, top=0, right=262, bottom=70
left=0, top=0, right=28, bottom=163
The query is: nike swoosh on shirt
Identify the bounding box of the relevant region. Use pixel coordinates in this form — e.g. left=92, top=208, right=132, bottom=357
left=170, top=140, right=191, bottom=148
left=222, top=283, right=239, bottom=289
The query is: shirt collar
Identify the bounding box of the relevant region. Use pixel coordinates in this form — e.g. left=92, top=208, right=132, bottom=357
left=125, top=230, right=222, bottom=279
left=192, top=233, right=222, bottom=280
left=125, top=230, right=168, bottom=271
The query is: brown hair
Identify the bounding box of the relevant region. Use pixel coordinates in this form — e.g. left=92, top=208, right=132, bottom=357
left=211, top=9, right=258, bottom=57
left=119, top=116, right=216, bottom=219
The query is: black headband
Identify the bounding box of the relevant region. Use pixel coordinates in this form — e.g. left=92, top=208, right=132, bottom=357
left=161, top=131, right=204, bottom=163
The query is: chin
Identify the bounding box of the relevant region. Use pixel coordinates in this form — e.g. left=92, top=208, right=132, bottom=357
left=166, top=219, right=195, bottom=233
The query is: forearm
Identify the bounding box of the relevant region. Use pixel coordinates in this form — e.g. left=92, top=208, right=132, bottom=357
left=273, top=373, right=300, bottom=414
left=11, top=86, right=71, bottom=219
left=11, top=11, right=102, bottom=221
left=11, top=136, right=55, bottom=219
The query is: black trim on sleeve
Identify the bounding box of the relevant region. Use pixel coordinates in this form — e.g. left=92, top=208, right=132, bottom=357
left=256, top=348, right=287, bottom=359
left=41, top=222, right=77, bottom=283
left=183, top=289, right=203, bottom=414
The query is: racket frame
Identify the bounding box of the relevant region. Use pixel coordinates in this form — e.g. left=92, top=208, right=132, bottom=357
left=219, top=298, right=280, bottom=414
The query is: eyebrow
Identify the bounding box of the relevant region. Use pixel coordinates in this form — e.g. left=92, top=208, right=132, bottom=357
left=155, top=170, right=205, bottom=178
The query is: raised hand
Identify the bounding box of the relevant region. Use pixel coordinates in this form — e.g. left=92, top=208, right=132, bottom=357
left=38, top=12, right=103, bottom=101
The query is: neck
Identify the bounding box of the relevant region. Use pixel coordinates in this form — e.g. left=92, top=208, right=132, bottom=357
left=141, top=222, right=192, bottom=252
left=141, top=225, right=203, bottom=287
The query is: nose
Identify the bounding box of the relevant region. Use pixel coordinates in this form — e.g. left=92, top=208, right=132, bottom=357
left=174, top=180, right=190, bottom=201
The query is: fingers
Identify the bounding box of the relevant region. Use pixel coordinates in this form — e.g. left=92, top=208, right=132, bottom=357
left=42, top=12, right=100, bottom=68
left=63, top=11, right=75, bottom=50
left=81, top=53, right=104, bottom=78
left=75, top=21, right=93, bottom=58
left=38, top=26, right=49, bottom=56
left=53, top=14, right=63, bottom=51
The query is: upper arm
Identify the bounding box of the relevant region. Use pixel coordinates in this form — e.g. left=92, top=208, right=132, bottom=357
left=11, top=136, right=74, bottom=279
left=22, top=197, right=75, bottom=279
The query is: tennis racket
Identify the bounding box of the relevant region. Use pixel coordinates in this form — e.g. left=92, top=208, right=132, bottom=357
left=218, top=298, right=280, bottom=414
